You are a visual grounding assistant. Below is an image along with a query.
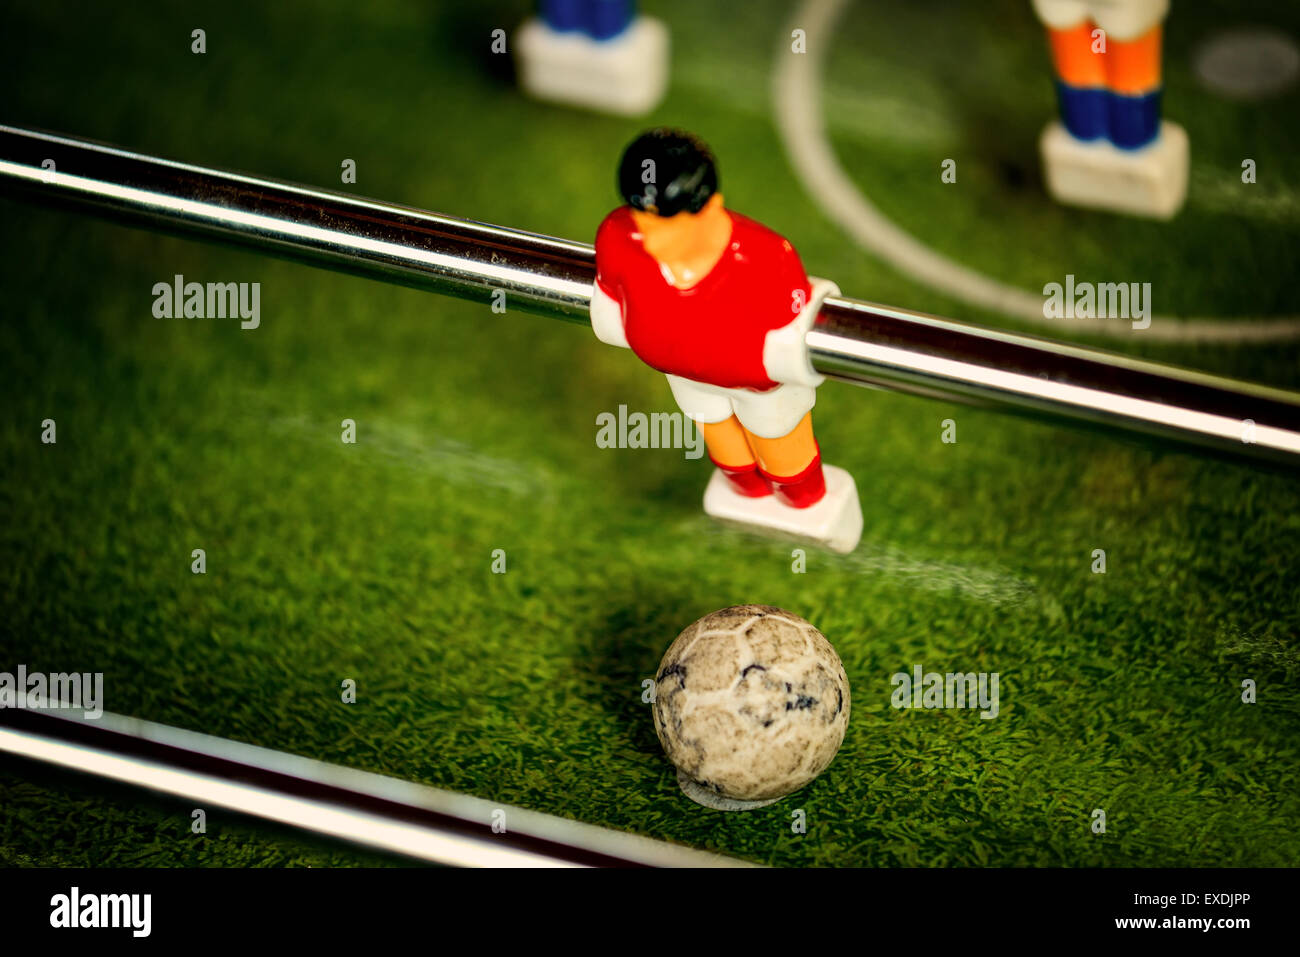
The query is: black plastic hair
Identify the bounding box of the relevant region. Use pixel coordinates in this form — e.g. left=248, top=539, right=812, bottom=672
left=617, top=128, right=719, bottom=216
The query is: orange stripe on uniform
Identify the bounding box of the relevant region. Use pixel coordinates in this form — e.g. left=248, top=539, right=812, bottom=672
left=1047, top=21, right=1105, bottom=88
left=1105, top=24, right=1162, bottom=95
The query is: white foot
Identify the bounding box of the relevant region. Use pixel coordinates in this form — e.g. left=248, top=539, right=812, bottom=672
left=1039, top=120, right=1189, bottom=219
left=514, top=17, right=669, bottom=116
left=702, top=465, right=863, bottom=554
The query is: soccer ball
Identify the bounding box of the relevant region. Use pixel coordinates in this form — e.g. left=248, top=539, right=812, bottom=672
left=651, top=605, right=851, bottom=810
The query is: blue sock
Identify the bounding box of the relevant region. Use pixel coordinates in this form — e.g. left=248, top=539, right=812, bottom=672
left=540, top=0, right=583, bottom=32
left=1107, top=89, right=1161, bottom=149
left=585, top=0, right=635, bottom=41
left=1055, top=82, right=1108, bottom=141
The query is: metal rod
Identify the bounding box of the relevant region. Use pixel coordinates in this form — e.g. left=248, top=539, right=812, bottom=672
left=2, top=124, right=1298, bottom=466
left=0, top=706, right=753, bottom=868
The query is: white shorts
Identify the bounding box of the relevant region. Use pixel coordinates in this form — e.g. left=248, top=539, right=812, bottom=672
left=666, top=375, right=815, bottom=440
left=1031, top=0, right=1168, bottom=40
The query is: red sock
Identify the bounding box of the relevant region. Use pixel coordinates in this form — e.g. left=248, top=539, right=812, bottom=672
left=711, top=456, right=773, bottom=498
left=761, top=448, right=826, bottom=508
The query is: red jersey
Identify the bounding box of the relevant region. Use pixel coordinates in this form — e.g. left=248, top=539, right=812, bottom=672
left=594, top=207, right=812, bottom=392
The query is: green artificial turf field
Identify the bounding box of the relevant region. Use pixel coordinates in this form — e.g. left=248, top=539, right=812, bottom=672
left=1, top=0, right=1298, bottom=867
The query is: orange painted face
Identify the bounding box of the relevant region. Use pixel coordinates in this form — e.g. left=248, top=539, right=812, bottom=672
left=630, top=193, right=731, bottom=288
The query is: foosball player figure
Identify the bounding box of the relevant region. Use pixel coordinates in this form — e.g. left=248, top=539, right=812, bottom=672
left=590, top=129, right=863, bottom=554
left=515, top=1, right=669, bottom=116
left=1032, top=0, right=1189, bottom=218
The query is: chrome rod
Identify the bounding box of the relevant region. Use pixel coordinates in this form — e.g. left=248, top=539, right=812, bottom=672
left=2, top=124, right=1298, bottom=467
left=0, top=706, right=753, bottom=868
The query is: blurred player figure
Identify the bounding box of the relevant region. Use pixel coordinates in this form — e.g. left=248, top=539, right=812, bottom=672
left=515, top=0, right=668, bottom=116
left=591, top=130, right=863, bottom=553
left=1032, top=0, right=1188, bottom=217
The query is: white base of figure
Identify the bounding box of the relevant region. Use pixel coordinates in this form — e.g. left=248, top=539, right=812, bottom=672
left=703, top=465, right=863, bottom=555
left=1039, top=120, right=1189, bottom=220
left=515, top=16, right=669, bottom=117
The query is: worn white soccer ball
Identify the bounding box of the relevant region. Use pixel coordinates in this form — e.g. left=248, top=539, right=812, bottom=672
left=652, top=605, right=851, bottom=810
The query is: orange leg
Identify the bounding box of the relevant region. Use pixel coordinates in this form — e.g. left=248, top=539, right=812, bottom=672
left=700, top=413, right=828, bottom=507
left=698, top=414, right=756, bottom=468
left=698, top=415, right=770, bottom=498
left=744, top=412, right=817, bottom=477
left=1046, top=19, right=1106, bottom=88
left=1105, top=24, right=1162, bottom=95
left=745, top=413, right=826, bottom=509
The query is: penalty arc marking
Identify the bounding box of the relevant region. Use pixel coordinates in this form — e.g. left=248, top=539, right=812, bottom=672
left=773, top=0, right=1300, bottom=343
